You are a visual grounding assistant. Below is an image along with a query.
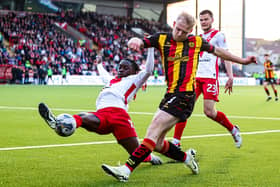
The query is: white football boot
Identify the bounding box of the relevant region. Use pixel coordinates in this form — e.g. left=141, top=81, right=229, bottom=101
left=231, top=125, right=242, bottom=148
left=184, top=148, right=199, bottom=174
left=150, top=153, right=163, bottom=165
left=101, top=164, right=130, bottom=182
left=38, top=103, right=57, bottom=129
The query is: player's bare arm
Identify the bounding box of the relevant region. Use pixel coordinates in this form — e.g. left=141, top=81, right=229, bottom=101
left=224, top=60, right=233, bottom=95
left=145, top=48, right=155, bottom=75
left=214, top=47, right=256, bottom=65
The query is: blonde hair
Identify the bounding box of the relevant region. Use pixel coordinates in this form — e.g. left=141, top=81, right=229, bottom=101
left=176, top=12, right=196, bottom=30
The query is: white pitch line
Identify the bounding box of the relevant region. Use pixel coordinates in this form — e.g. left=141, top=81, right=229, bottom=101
left=0, top=105, right=280, bottom=121
left=178, top=129, right=280, bottom=139
left=0, top=106, right=84, bottom=112
left=0, top=130, right=279, bottom=151
left=0, top=140, right=117, bottom=151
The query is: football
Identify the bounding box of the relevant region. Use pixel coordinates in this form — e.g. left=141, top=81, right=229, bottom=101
left=55, top=113, right=76, bottom=137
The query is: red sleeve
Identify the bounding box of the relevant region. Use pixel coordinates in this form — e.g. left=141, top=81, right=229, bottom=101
left=143, top=33, right=161, bottom=49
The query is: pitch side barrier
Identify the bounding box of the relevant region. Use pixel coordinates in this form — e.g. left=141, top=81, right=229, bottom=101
left=0, top=65, right=13, bottom=83
left=46, top=75, right=256, bottom=86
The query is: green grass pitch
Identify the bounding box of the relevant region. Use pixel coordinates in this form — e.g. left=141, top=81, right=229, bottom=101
left=0, top=85, right=279, bottom=187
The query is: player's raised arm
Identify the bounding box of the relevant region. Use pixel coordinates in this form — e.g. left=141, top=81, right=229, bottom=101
left=144, top=48, right=155, bottom=75
left=214, top=47, right=256, bottom=65
left=95, top=55, right=112, bottom=84
left=133, top=48, right=155, bottom=88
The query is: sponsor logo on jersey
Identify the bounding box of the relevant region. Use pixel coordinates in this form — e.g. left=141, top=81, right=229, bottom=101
left=167, top=55, right=189, bottom=62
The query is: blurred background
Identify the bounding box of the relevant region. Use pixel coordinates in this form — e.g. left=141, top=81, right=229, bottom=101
left=0, top=0, right=279, bottom=85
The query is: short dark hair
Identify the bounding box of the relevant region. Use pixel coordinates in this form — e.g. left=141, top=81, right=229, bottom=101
left=199, top=9, right=213, bottom=18
left=120, top=59, right=140, bottom=72
left=264, top=54, right=270, bottom=57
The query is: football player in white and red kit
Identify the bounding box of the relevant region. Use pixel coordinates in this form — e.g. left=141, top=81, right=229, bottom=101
left=38, top=48, right=162, bottom=165
left=172, top=9, right=242, bottom=148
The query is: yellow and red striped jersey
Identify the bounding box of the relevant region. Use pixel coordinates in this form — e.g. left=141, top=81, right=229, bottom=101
left=143, top=33, right=215, bottom=93
left=264, top=60, right=274, bottom=79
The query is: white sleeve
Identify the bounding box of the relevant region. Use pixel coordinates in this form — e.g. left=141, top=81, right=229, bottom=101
left=97, top=63, right=112, bottom=84
left=133, top=47, right=155, bottom=88
left=144, top=47, right=155, bottom=74
left=216, top=32, right=228, bottom=50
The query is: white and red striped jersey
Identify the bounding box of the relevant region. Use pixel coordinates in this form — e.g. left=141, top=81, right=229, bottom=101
left=196, top=29, right=228, bottom=79
left=96, top=48, right=154, bottom=111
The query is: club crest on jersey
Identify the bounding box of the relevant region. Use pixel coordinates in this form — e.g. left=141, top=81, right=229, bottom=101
left=188, top=42, right=195, bottom=48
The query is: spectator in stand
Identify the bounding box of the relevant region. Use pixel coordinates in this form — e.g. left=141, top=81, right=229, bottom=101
left=47, top=65, right=54, bottom=84
left=0, top=32, right=3, bottom=44
left=153, top=67, right=159, bottom=83
left=38, top=66, right=46, bottom=85
left=24, top=68, right=29, bottom=84
left=33, top=66, right=38, bottom=85
left=61, top=64, right=67, bottom=84
left=1, top=10, right=170, bottom=79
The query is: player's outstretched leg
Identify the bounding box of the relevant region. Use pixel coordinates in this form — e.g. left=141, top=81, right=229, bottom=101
left=101, top=156, right=162, bottom=182
left=149, top=153, right=163, bottom=165
left=38, top=103, right=76, bottom=137
left=101, top=164, right=130, bottom=182
left=38, top=102, right=57, bottom=129
left=159, top=141, right=199, bottom=174
left=231, top=125, right=242, bottom=148
left=266, top=96, right=272, bottom=101
left=184, top=148, right=199, bottom=174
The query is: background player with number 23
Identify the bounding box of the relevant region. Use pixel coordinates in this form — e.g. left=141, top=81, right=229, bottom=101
left=172, top=10, right=242, bottom=148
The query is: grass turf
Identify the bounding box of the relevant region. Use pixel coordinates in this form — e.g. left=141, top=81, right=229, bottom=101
left=0, top=85, right=279, bottom=186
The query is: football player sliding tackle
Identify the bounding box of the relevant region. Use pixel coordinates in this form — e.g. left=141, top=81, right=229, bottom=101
left=38, top=48, right=162, bottom=165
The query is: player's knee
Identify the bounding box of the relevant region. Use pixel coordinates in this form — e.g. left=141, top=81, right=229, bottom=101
left=77, top=112, right=100, bottom=131
left=204, top=108, right=215, bottom=119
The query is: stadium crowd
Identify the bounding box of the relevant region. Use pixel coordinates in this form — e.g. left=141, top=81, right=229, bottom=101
left=0, top=10, right=168, bottom=84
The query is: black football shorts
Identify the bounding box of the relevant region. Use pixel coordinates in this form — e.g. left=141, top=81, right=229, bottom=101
left=159, top=92, right=196, bottom=122
left=265, top=78, right=276, bottom=84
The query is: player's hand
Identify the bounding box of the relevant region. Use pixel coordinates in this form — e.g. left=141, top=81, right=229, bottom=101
left=224, top=77, right=233, bottom=95
left=243, top=56, right=257, bottom=65
left=128, top=37, right=143, bottom=52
